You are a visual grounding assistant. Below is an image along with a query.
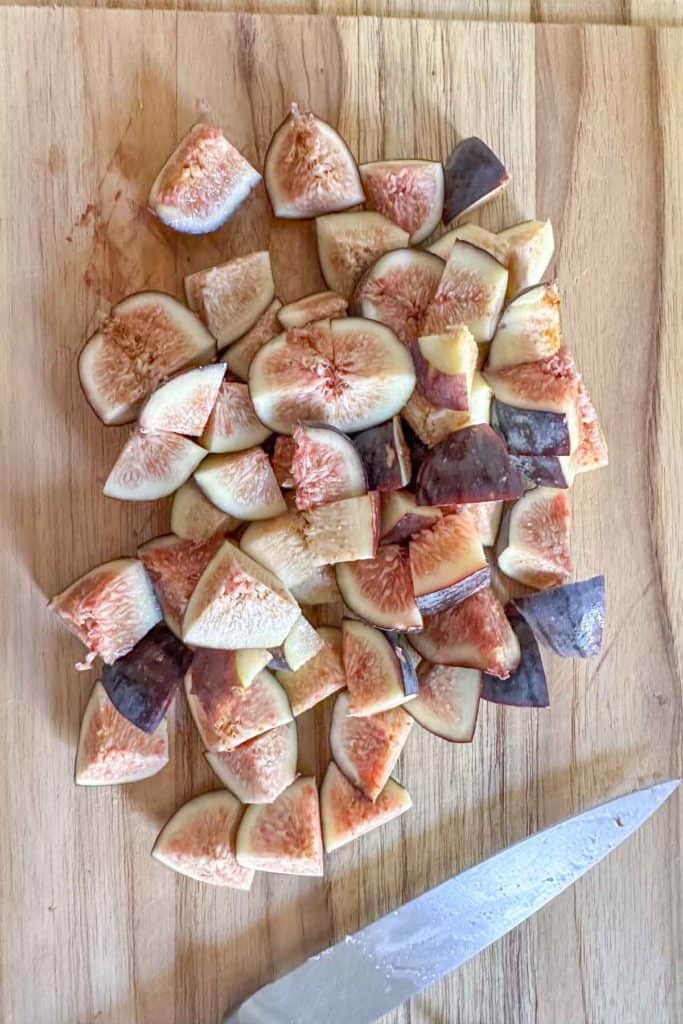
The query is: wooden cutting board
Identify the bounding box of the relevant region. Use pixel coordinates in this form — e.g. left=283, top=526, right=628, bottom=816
left=0, top=9, right=681, bottom=1023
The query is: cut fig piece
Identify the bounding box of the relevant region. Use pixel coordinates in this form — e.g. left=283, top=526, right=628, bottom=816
left=240, top=512, right=320, bottom=592
left=186, top=662, right=293, bottom=751
left=276, top=626, right=346, bottom=716
left=303, top=493, right=380, bottom=566
left=359, top=159, right=445, bottom=244
left=290, top=566, right=339, bottom=606
left=278, top=291, right=348, bottom=329
left=491, top=399, right=572, bottom=456
left=49, top=558, right=162, bottom=668
left=421, top=241, right=508, bottom=342
left=353, top=416, right=411, bottom=492
left=415, top=424, right=524, bottom=506
left=182, top=541, right=300, bottom=649
left=199, top=381, right=271, bottom=453
left=104, top=429, right=205, bottom=502
left=149, top=122, right=260, bottom=235
left=194, top=447, right=285, bottom=520
left=336, top=544, right=422, bottom=632
left=283, top=614, right=325, bottom=671
left=152, top=791, right=254, bottom=890
left=185, top=251, right=275, bottom=347
left=171, top=479, right=239, bottom=543
left=354, top=248, right=444, bottom=346
left=205, top=721, right=298, bottom=804
left=497, top=487, right=572, bottom=590
left=138, top=533, right=224, bottom=637
left=458, top=500, right=504, bottom=547
left=139, top=364, right=226, bottom=436
left=223, top=299, right=283, bottom=381
left=407, top=664, right=481, bottom=743
left=401, top=390, right=469, bottom=448
left=264, top=104, right=364, bottom=219
left=271, top=435, right=296, bottom=488
left=427, top=223, right=507, bottom=263
left=380, top=490, right=441, bottom=545
left=511, top=454, right=575, bottom=490
left=442, top=136, right=509, bottom=224
left=292, top=422, right=367, bottom=510
left=512, top=576, right=605, bottom=658
left=497, top=219, right=555, bottom=298
left=343, top=619, right=418, bottom=716
left=79, top=291, right=216, bottom=426
left=236, top=776, right=323, bottom=876
left=572, top=381, right=609, bottom=474
left=76, top=681, right=169, bottom=785
left=329, top=692, right=413, bottom=801
left=249, top=317, right=415, bottom=435
left=408, top=509, right=490, bottom=615
left=401, top=420, right=429, bottom=483
left=487, top=282, right=561, bottom=371
left=102, top=623, right=191, bottom=733
left=320, top=762, right=411, bottom=853
left=469, top=371, right=494, bottom=426
left=410, top=588, right=521, bottom=679
left=415, top=326, right=478, bottom=410
left=483, top=346, right=579, bottom=415
left=482, top=608, right=549, bottom=708
left=316, top=211, right=409, bottom=301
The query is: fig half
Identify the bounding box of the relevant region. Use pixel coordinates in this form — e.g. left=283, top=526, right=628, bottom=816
left=223, top=298, right=283, bottom=382
left=343, top=619, right=418, bottom=716
left=407, top=663, right=481, bottom=743
left=487, top=282, right=561, bottom=371
left=408, top=509, right=490, bottom=614
left=194, top=447, right=286, bottom=520
left=317, top=210, right=409, bottom=300
left=137, top=532, right=224, bottom=637
left=359, top=159, right=444, bottom=244
left=497, top=219, right=554, bottom=298
left=442, top=136, right=509, bottom=224
left=277, top=291, right=348, bottom=329
left=185, top=251, right=275, bottom=347
left=276, top=625, right=346, bottom=716
left=206, top=720, right=298, bottom=804
left=415, top=424, right=524, bottom=506
left=352, top=416, right=411, bottom=492
left=354, top=248, right=444, bottom=346
left=320, top=762, right=411, bottom=853
left=336, top=543, right=422, bottom=631
left=199, top=381, right=271, bottom=453
left=292, top=422, right=367, bottom=510
left=104, top=429, right=206, bottom=502
left=139, top=364, right=226, bottom=436
left=171, top=479, right=239, bottom=543
left=330, top=692, right=413, bottom=801
left=421, top=241, right=508, bottom=342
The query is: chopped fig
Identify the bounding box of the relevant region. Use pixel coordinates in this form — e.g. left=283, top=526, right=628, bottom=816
left=512, top=576, right=605, bottom=658
left=50, top=558, right=161, bottom=668
left=138, top=366, right=224, bottom=439
left=483, top=346, right=579, bottom=415
left=410, top=588, right=521, bottom=679
left=292, top=422, right=366, bottom=510
left=303, top=493, right=379, bottom=566
left=240, top=511, right=319, bottom=591
left=482, top=608, right=549, bottom=708
left=409, top=509, right=490, bottom=614
left=401, top=420, right=429, bottom=482
left=79, top=291, right=216, bottom=425
left=572, top=381, right=609, bottom=474
left=278, top=291, right=348, bottom=329
left=401, top=390, right=469, bottom=447
left=353, top=416, right=411, bottom=492
left=283, top=614, right=325, bottom=671
left=442, top=137, right=509, bottom=224
left=492, top=399, right=572, bottom=456
left=264, top=104, right=364, bottom=219
left=149, top=122, right=260, bottom=235
left=354, top=248, right=444, bottom=346
left=266, top=649, right=290, bottom=672
left=427, top=223, right=507, bottom=263
left=102, top=623, right=191, bottom=732
left=416, top=424, right=524, bottom=506
left=497, top=219, right=554, bottom=298
left=194, top=447, right=286, bottom=520
left=182, top=541, right=300, bottom=649
left=236, top=776, right=323, bottom=876
left=104, top=429, right=205, bottom=502
left=200, top=381, right=271, bottom=453
left=290, top=566, right=339, bottom=606
left=458, top=500, right=504, bottom=547
left=138, top=533, right=224, bottom=637
left=223, top=298, right=283, bottom=381
left=380, top=490, right=441, bottom=545
left=271, top=435, right=296, bottom=488
left=469, top=371, right=494, bottom=425
left=487, top=282, right=561, bottom=371
left=276, top=626, right=346, bottom=716
left=152, top=791, right=254, bottom=890
left=329, top=692, right=413, bottom=801
left=76, top=681, right=169, bottom=785
left=316, top=210, right=409, bottom=300
left=185, top=251, right=275, bottom=347
left=171, top=479, right=239, bottom=543
left=336, top=544, right=422, bottom=631
left=415, top=326, right=478, bottom=410
left=186, top=662, right=293, bottom=751
left=249, top=317, right=415, bottom=435
left=498, top=487, right=572, bottom=589
left=511, top=454, right=575, bottom=489
left=359, top=159, right=444, bottom=244
left=421, top=241, right=508, bottom=342
left=320, top=762, right=411, bottom=853
left=407, top=663, right=481, bottom=742
left=343, top=619, right=418, bottom=716
left=206, top=721, right=298, bottom=804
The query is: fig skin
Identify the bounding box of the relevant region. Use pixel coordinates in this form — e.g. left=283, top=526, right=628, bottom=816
left=512, top=576, right=605, bottom=658
left=510, top=454, right=574, bottom=489
left=352, top=416, right=411, bottom=492
left=442, top=136, right=509, bottom=224
left=416, top=424, right=524, bottom=507
left=482, top=608, right=549, bottom=708
left=491, top=399, right=571, bottom=456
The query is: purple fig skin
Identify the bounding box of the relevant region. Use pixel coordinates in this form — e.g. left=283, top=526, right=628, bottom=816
left=400, top=420, right=428, bottom=486
left=443, top=137, right=509, bottom=224
left=482, top=608, right=549, bottom=707
left=414, top=565, right=491, bottom=616
left=353, top=417, right=411, bottom=492
left=267, top=648, right=290, bottom=671
left=416, top=425, right=524, bottom=506
left=381, top=510, right=438, bottom=545
left=510, top=455, right=572, bottom=489
left=386, top=631, right=420, bottom=696
left=491, top=400, right=571, bottom=456
left=512, top=576, right=605, bottom=658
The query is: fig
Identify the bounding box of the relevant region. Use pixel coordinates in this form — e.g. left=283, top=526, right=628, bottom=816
left=75, top=681, right=169, bottom=785
left=415, top=424, right=524, bottom=506
left=572, top=381, right=609, bottom=474
left=240, top=512, right=320, bottom=591
left=408, top=509, right=490, bottom=615
left=352, top=416, right=411, bottom=492
left=185, top=252, right=275, bottom=347
left=511, top=454, right=575, bottom=489
left=410, top=588, right=521, bottom=679
left=50, top=558, right=161, bottom=668
left=205, top=721, right=298, bottom=804
left=138, top=363, right=226, bottom=436
left=249, top=317, right=415, bottom=435
left=104, top=429, right=206, bottom=502
left=194, top=447, right=286, bottom=520
left=316, top=210, right=409, bottom=300
left=487, top=282, right=561, bottom=371
left=459, top=500, right=504, bottom=547
left=343, top=619, right=418, bottom=716
left=380, top=490, right=441, bottom=545
left=102, top=623, right=192, bottom=733
left=276, top=626, right=346, bottom=716
left=186, top=662, right=293, bottom=751
left=199, top=381, right=271, bottom=453
left=289, top=565, right=339, bottom=606
left=264, top=104, right=364, bottom=219
left=491, top=399, right=572, bottom=456
left=271, top=435, right=296, bottom=488
left=236, top=776, right=324, bottom=876
left=442, top=136, right=509, bottom=224
left=406, top=663, right=481, bottom=742
left=512, top=576, right=605, bottom=659
left=79, top=291, right=216, bottom=425
left=329, top=692, right=413, bottom=801
left=137, top=532, right=225, bottom=637
left=152, top=791, right=254, bottom=890
left=483, top=346, right=579, bottom=415
left=469, top=371, right=494, bottom=426
left=171, top=479, right=239, bottom=543
left=303, top=492, right=380, bottom=566
left=149, top=122, right=261, bottom=235
left=335, top=543, right=422, bottom=631
left=415, top=326, right=478, bottom=410
left=292, top=422, right=367, bottom=510
left=427, top=223, right=507, bottom=263
left=497, top=487, right=572, bottom=590
left=320, top=762, right=411, bottom=853
left=359, top=159, right=444, bottom=244
left=282, top=614, right=325, bottom=671
left=497, top=219, right=554, bottom=298
left=401, top=390, right=469, bottom=448
left=482, top=608, right=549, bottom=708
left=421, top=241, right=508, bottom=342
left=277, top=290, right=348, bottom=329
left=223, top=298, right=283, bottom=382
left=354, top=248, right=444, bottom=346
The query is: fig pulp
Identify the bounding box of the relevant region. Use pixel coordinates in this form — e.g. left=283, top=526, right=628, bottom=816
left=303, top=492, right=379, bottom=565
left=200, top=381, right=271, bottom=453
left=223, top=299, right=283, bottom=381
left=194, top=447, right=286, bottom=520
left=276, top=625, right=346, bottom=716
left=487, top=282, right=561, bottom=371
left=289, top=565, right=339, bottom=605
left=482, top=608, right=549, bottom=708
left=240, top=512, right=320, bottom=590
left=277, top=291, right=348, bottom=329
left=185, top=252, right=275, bottom=347
left=329, top=692, right=413, bottom=801
left=138, top=533, right=225, bottom=637
left=317, top=211, right=409, bottom=300
left=415, top=326, right=478, bottom=410
left=406, top=663, right=481, bottom=742
left=104, top=429, right=206, bottom=502
left=491, top=400, right=572, bottom=456
left=442, top=136, right=509, bottom=224
left=408, top=509, right=490, bottom=614
left=415, top=424, right=524, bottom=506
left=354, top=248, right=444, bottom=346
left=343, top=619, right=418, bottom=716
left=236, top=777, right=324, bottom=876
left=282, top=614, right=325, bottom=671
left=459, top=499, right=503, bottom=547
left=512, top=576, right=605, bottom=658
left=292, top=422, right=367, bottom=510
left=421, top=241, right=508, bottom=342
left=171, top=479, right=239, bottom=543
left=320, top=762, right=411, bottom=853
left=206, top=721, right=298, bottom=804
left=497, top=220, right=555, bottom=298
left=336, top=543, right=423, bottom=631
left=352, top=416, right=411, bottom=492
left=380, top=490, right=441, bottom=545
left=428, top=223, right=507, bottom=263
left=139, top=364, right=226, bottom=436
left=498, top=487, right=572, bottom=589
left=359, top=159, right=445, bottom=244
left=271, top=435, right=296, bottom=488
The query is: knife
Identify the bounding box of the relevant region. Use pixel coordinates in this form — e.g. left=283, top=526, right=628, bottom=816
left=224, top=779, right=679, bottom=1024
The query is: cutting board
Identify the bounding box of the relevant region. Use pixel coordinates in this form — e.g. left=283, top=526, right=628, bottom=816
left=0, top=9, right=681, bottom=1024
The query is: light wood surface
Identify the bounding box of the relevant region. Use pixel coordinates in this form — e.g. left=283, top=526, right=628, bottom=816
left=1, top=9, right=681, bottom=1024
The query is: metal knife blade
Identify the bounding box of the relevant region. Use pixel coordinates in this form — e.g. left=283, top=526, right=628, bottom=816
left=224, top=779, right=679, bottom=1024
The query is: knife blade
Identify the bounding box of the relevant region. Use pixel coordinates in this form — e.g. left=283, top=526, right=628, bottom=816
left=224, top=779, right=679, bottom=1024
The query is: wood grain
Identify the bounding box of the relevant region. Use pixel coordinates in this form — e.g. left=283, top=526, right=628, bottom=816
left=0, top=10, right=681, bottom=1024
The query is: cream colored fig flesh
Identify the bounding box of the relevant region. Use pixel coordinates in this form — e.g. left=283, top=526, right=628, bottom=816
left=104, top=430, right=206, bottom=502
left=171, top=479, right=239, bottom=543
left=497, top=486, right=572, bottom=590
left=277, top=291, right=347, bottom=329
left=487, top=281, right=561, bottom=370
left=497, top=219, right=555, bottom=298
left=303, top=493, right=379, bottom=566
